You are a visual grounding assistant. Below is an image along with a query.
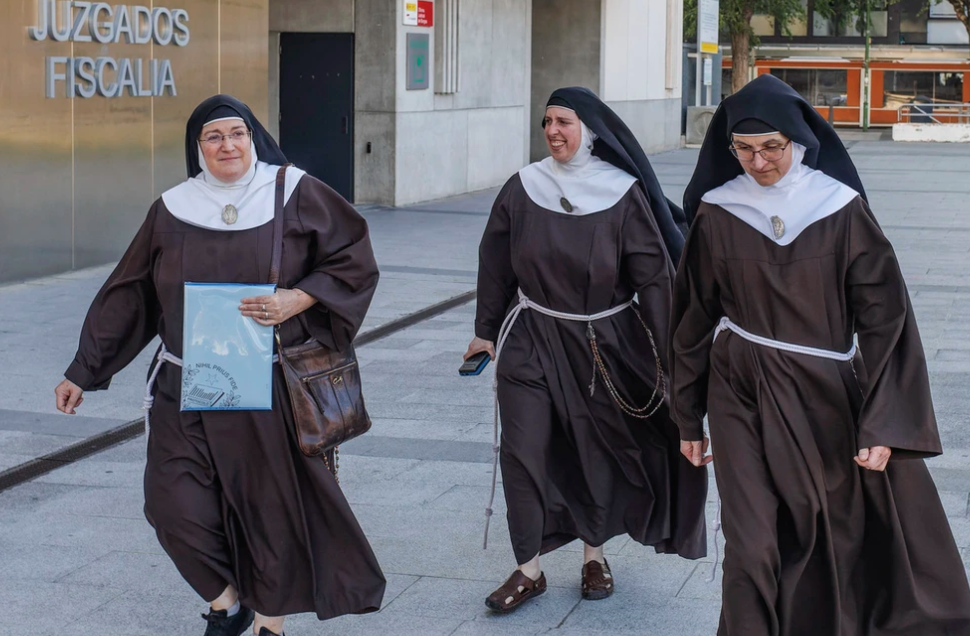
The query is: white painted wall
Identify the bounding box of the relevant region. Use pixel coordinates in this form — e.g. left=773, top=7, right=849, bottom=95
left=928, top=20, right=970, bottom=45
left=392, top=0, right=533, bottom=205
left=600, top=0, right=674, bottom=102
left=599, top=0, right=683, bottom=154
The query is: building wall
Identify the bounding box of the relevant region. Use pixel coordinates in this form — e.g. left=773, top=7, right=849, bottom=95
left=390, top=0, right=533, bottom=205
left=0, top=0, right=268, bottom=283
left=530, top=0, right=602, bottom=161
left=600, top=0, right=682, bottom=154
left=354, top=0, right=398, bottom=204
left=270, top=0, right=355, bottom=32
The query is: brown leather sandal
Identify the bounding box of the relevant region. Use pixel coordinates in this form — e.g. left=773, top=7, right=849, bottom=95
left=582, top=559, right=614, bottom=600
left=485, top=570, right=547, bottom=613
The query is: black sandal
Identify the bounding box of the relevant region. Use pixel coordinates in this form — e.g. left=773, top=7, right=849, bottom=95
left=485, top=570, right=547, bottom=613
left=202, top=606, right=254, bottom=636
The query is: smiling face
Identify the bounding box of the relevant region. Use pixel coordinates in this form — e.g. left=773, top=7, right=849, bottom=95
left=199, top=118, right=253, bottom=183
left=543, top=106, right=583, bottom=163
left=730, top=133, right=794, bottom=187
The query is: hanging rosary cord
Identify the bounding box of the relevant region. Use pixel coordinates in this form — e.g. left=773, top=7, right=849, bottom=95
left=323, top=446, right=340, bottom=483
left=586, top=310, right=666, bottom=419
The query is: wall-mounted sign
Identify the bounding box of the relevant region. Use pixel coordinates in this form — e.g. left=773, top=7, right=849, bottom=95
left=417, top=1, right=433, bottom=27
left=404, top=0, right=418, bottom=26
left=405, top=33, right=428, bottom=90
left=28, top=0, right=189, bottom=97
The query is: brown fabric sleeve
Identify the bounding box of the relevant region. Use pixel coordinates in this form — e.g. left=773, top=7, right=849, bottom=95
left=621, top=185, right=675, bottom=369
left=291, top=177, right=379, bottom=352
left=669, top=210, right=722, bottom=441
left=846, top=199, right=942, bottom=459
left=474, top=178, right=519, bottom=343
left=64, top=204, right=162, bottom=391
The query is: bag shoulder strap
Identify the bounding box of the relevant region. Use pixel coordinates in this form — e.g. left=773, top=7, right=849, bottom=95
left=269, top=164, right=292, bottom=285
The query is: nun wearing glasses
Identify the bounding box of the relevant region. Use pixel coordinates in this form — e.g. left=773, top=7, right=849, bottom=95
left=464, top=87, right=707, bottom=614
left=671, top=74, right=970, bottom=635
left=54, top=95, right=385, bottom=636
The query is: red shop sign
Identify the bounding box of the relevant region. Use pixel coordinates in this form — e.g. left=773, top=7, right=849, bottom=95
left=417, top=0, right=433, bottom=26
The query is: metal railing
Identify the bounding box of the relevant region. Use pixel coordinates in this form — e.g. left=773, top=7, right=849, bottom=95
left=898, top=103, right=970, bottom=125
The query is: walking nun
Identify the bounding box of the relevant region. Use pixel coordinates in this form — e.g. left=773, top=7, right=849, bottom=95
left=465, top=87, right=708, bottom=613
left=671, top=74, right=970, bottom=636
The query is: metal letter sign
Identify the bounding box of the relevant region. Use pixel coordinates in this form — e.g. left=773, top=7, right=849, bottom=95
left=406, top=33, right=429, bottom=90
left=699, top=0, right=719, bottom=54
left=28, top=0, right=188, bottom=98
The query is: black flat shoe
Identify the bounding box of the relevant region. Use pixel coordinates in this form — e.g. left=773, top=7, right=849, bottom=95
left=257, top=628, right=285, bottom=636
left=202, top=606, right=255, bottom=636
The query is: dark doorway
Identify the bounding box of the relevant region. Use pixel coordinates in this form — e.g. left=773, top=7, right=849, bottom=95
left=279, top=33, right=355, bottom=201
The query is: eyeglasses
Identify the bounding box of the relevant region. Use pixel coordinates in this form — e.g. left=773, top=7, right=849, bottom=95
left=199, top=130, right=252, bottom=147
left=729, top=139, right=792, bottom=162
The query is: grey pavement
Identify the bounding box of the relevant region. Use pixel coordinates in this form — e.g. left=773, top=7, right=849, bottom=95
left=2, top=140, right=970, bottom=635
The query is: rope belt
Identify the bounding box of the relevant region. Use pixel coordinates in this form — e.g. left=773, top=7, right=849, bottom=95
left=705, top=316, right=857, bottom=581
left=483, top=289, right=665, bottom=549
left=713, top=316, right=857, bottom=361
left=142, top=345, right=279, bottom=435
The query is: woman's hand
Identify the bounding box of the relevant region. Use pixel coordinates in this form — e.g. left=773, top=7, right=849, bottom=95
left=240, top=288, right=317, bottom=327
left=464, top=337, right=496, bottom=362
left=854, top=446, right=891, bottom=472
left=55, top=379, right=84, bottom=414
left=680, top=437, right=713, bottom=467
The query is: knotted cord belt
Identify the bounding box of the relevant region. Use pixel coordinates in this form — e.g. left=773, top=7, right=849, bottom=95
left=705, top=317, right=857, bottom=581
left=483, top=289, right=666, bottom=549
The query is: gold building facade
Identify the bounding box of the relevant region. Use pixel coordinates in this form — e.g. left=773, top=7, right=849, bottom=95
left=0, top=0, right=268, bottom=282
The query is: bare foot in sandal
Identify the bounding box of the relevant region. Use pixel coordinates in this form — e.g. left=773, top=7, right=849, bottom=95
left=485, top=570, right=547, bottom=613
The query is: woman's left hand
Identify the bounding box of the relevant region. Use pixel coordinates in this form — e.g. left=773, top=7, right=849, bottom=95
left=854, top=446, right=892, bottom=471
left=240, top=288, right=317, bottom=326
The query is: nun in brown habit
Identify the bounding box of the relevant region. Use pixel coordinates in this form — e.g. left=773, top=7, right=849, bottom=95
left=672, top=74, right=970, bottom=635
left=54, top=95, right=385, bottom=636
left=464, top=87, right=708, bottom=613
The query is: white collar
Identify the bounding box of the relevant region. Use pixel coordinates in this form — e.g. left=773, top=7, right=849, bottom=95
left=701, top=143, right=859, bottom=244
left=162, top=159, right=306, bottom=231
left=518, top=122, right=636, bottom=215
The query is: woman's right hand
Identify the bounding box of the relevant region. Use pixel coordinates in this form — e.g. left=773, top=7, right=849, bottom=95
left=464, top=337, right=496, bottom=362
left=680, top=437, right=713, bottom=467
left=55, top=379, right=84, bottom=415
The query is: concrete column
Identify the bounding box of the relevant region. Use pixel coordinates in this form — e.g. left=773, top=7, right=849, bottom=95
left=530, top=0, right=602, bottom=161
left=268, top=32, right=280, bottom=141
left=354, top=0, right=397, bottom=203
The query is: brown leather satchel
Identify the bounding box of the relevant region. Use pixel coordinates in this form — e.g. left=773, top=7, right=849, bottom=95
left=269, top=165, right=372, bottom=464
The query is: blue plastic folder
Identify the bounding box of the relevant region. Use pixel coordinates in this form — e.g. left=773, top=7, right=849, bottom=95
left=181, top=283, right=276, bottom=411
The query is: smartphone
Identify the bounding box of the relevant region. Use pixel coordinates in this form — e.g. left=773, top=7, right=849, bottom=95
left=459, top=351, right=492, bottom=376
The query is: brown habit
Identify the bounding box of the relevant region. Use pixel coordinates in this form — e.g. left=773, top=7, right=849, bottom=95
left=476, top=175, right=708, bottom=564
left=66, top=175, right=386, bottom=619
left=670, top=198, right=970, bottom=635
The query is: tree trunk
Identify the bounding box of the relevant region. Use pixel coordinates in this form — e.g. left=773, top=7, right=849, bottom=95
left=731, top=8, right=755, bottom=93
left=947, top=1, right=970, bottom=51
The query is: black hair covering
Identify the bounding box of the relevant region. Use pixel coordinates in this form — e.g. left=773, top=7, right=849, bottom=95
left=544, top=87, right=688, bottom=263
left=683, top=74, right=867, bottom=224
left=732, top=118, right=777, bottom=135
left=185, top=94, right=288, bottom=178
